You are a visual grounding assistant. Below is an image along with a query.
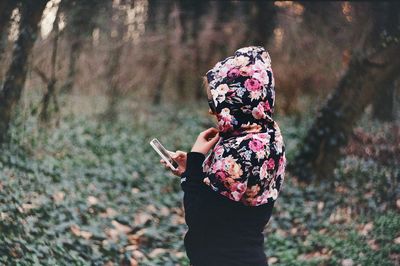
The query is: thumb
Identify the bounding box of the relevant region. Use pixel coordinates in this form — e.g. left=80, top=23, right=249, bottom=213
left=209, top=132, right=220, bottom=146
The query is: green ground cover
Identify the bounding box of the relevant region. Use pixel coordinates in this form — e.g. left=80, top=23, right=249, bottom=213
left=0, top=100, right=398, bottom=265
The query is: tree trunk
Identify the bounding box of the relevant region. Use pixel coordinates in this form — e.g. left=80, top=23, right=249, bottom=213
left=104, top=43, right=123, bottom=120
left=40, top=3, right=61, bottom=123
left=394, top=80, right=400, bottom=122
left=248, top=1, right=276, bottom=46
left=290, top=42, right=400, bottom=183
left=60, top=0, right=103, bottom=94
left=372, top=81, right=396, bottom=121
left=0, top=0, right=49, bottom=144
left=0, top=0, right=19, bottom=63
left=290, top=2, right=400, bottom=183
left=152, top=41, right=169, bottom=106
left=61, top=40, right=81, bottom=93
left=151, top=3, right=176, bottom=106
left=104, top=8, right=125, bottom=120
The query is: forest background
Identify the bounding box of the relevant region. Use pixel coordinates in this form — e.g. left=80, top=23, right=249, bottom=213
left=0, top=1, right=399, bottom=265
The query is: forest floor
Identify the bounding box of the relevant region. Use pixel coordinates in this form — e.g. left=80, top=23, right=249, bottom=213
left=0, top=96, right=399, bottom=265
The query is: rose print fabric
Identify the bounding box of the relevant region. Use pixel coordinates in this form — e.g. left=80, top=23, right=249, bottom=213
left=202, top=46, right=286, bottom=206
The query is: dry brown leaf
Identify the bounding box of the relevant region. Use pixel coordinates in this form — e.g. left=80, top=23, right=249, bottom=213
left=100, top=208, right=118, bottom=218
left=134, top=212, right=152, bottom=226
left=112, top=220, right=131, bottom=234
left=160, top=206, right=170, bottom=216
left=129, top=257, right=138, bottom=266
left=341, top=258, right=354, bottom=266
left=367, top=239, right=379, bottom=250
left=170, top=214, right=185, bottom=225
left=276, top=228, right=288, bottom=237
left=79, top=230, right=93, bottom=240
left=317, top=201, right=324, bottom=211
left=335, top=185, right=349, bottom=193
left=359, top=222, right=373, bottom=236
left=70, top=224, right=80, bottom=236
left=52, top=191, right=65, bottom=203
left=21, top=203, right=36, bottom=212
left=70, top=224, right=92, bottom=239
left=268, top=257, right=278, bottom=264
left=132, top=250, right=145, bottom=259
left=329, top=207, right=352, bottom=223
left=318, top=228, right=327, bottom=234
left=148, top=248, right=167, bottom=258
left=0, top=212, right=9, bottom=220
left=87, top=196, right=98, bottom=206
left=105, top=228, right=119, bottom=241
left=146, top=204, right=157, bottom=213
left=128, top=228, right=148, bottom=246
left=298, top=251, right=330, bottom=261
left=175, top=251, right=185, bottom=258
left=321, top=247, right=329, bottom=254
left=125, top=245, right=138, bottom=251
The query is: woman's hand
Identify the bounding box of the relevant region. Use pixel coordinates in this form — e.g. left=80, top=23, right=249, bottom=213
left=160, top=150, right=187, bottom=176
left=191, top=127, right=220, bottom=155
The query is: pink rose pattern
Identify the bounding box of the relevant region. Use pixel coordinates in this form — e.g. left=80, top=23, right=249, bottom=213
left=202, top=46, right=286, bottom=206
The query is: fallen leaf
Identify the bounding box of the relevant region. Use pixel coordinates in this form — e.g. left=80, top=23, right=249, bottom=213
left=298, top=251, right=330, bottom=261
left=341, top=258, right=354, bottom=266
left=276, top=228, right=288, bottom=237
left=134, top=212, right=152, bottom=226
left=52, top=191, right=65, bottom=203
left=268, top=257, right=278, bottom=264
left=148, top=248, right=167, bottom=258
left=175, top=251, right=185, bottom=258
left=70, top=224, right=92, bottom=239
left=128, top=228, right=147, bottom=246
left=112, top=220, right=131, bottom=234
left=170, top=214, right=185, bottom=225
left=129, top=257, right=138, bottom=266
left=125, top=245, right=138, bottom=251
left=146, top=204, right=157, bottom=213
left=359, top=222, right=373, bottom=236
left=317, top=201, right=324, bottom=211
left=87, top=196, right=98, bottom=205
left=100, top=208, right=118, bottom=218
left=132, top=250, right=144, bottom=259
left=367, top=239, right=379, bottom=250
left=160, top=206, right=170, bottom=216
left=105, top=228, right=119, bottom=241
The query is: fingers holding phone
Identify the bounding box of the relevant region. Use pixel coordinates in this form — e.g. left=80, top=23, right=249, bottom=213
left=160, top=150, right=187, bottom=176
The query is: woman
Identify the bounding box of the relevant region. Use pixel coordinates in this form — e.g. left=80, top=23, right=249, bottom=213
left=161, top=46, right=286, bottom=266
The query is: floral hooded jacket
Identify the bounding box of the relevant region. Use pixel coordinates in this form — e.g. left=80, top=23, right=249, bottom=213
left=202, top=46, right=286, bottom=207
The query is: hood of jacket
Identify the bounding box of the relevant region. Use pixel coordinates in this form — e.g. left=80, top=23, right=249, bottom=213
left=206, top=46, right=275, bottom=139
left=202, top=46, right=286, bottom=207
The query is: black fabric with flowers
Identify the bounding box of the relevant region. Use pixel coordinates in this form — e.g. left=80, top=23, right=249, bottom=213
left=179, top=46, right=286, bottom=265
left=181, top=151, right=273, bottom=266
left=202, top=46, right=287, bottom=206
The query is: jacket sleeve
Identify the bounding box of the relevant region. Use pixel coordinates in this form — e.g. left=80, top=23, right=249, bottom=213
left=180, top=151, right=214, bottom=230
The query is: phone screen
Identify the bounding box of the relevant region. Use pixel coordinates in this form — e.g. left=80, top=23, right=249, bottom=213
left=151, top=139, right=179, bottom=168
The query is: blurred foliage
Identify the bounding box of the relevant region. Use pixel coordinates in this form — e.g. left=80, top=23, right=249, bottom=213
left=0, top=96, right=398, bottom=265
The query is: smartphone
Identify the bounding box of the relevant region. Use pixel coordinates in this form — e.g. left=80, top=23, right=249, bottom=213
left=149, top=138, right=179, bottom=171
